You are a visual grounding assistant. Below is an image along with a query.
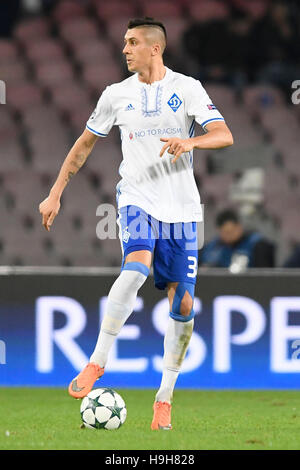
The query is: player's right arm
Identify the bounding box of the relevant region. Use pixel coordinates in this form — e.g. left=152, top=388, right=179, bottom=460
left=39, top=129, right=98, bottom=231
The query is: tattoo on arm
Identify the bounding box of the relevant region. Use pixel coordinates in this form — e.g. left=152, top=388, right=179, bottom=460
left=65, top=171, right=75, bottom=184
left=65, top=153, right=87, bottom=184
left=70, top=153, right=86, bottom=170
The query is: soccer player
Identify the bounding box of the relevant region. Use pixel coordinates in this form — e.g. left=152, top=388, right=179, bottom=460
left=39, top=17, right=233, bottom=430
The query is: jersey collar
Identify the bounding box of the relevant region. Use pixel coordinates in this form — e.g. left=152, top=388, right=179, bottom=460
left=135, top=66, right=172, bottom=87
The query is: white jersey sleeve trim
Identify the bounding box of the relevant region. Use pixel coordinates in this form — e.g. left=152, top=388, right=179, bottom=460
left=86, top=124, right=108, bottom=137
left=201, top=117, right=225, bottom=129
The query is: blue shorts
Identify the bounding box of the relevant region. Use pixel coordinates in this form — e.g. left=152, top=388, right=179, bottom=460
left=117, top=205, right=198, bottom=290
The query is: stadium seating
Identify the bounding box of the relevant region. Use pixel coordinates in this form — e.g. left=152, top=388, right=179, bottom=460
left=0, top=143, right=25, bottom=172
left=0, top=2, right=299, bottom=267
left=231, top=0, right=269, bottom=19
left=106, top=17, right=134, bottom=49
left=59, top=18, right=100, bottom=45
left=72, top=39, right=116, bottom=65
left=0, top=40, right=19, bottom=63
left=69, top=105, right=95, bottom=134
left=0, top=62, right=28, bottom=84
left=95, top=2, right=138, bottom=23
left=243, top=85, right=285, bottom=117
left=25, top=38, right=65, bottom=64
left=8, top=82, right=44, bottom=112
left=35, top=61, right=75, bottom=89
left=141, top=0, right=183, bottom=19
left=13, top=17, right=50, bottom=43
left=187, top=1, right=230, bottom=22
left=50, top=83, right=92, bottom=115
left=201, top=174, right=233, bottom=204
left=83, top=62, right=123, bottom=93
left=52, top=0, right=87, bottom=23
left=0, top=108, right=19, bottom=141
left=3, top=171, right=45, bottom=214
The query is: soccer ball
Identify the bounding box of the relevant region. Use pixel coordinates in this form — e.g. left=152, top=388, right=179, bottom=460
left=80, top=388, right=127, bottom=430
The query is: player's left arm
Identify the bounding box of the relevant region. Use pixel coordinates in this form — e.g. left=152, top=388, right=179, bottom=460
left=160, top=121, right=233, bottom=163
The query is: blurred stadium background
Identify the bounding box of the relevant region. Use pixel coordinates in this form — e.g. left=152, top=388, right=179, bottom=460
left=1, top=0, right=300, bottom=267
left=1, top=0, right=300, bottom=395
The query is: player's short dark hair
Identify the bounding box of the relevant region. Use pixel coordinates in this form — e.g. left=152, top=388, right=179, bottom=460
left=127, top=17, right=167, bottom=40
left=216, top=209, right=240, bottom=227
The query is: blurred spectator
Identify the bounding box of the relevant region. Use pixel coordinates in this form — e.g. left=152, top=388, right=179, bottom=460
left=182, top=0, right=300, bottom=92
left=182, top=19, right=230, bottom=82
left=249, top=0, right=299, bottom=92
left=283, top=244, right=300, bottom=268
left=0, top=0, right=21, bottom=37
left=226, top=9, right=254, bottom=75
left=199, top=209, right=275, bottom=271
left=250, top=1, right=296, bottom=68
left=182, top=9, right=256, bottom=84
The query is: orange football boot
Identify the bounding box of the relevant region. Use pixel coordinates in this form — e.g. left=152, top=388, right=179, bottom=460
left=68, top=362, right=104, bottom=399
left=151, top=401, right=172, bottom=430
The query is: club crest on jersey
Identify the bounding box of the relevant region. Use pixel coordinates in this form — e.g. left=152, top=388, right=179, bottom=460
left=167, top=93, right=182, bottom=112
left=123, top=227, right=130, bottom=243
left=207, top=103, right=217, bottom=110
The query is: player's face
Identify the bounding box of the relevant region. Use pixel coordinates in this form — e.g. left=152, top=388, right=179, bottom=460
left=123, top=28, right=153, bottom=72
left=219, top=221, right=243, bottom=245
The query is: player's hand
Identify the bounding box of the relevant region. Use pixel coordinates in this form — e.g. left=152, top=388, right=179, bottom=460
left=39, top=195, right=61, bottom=232
left=159, top=138, right=195, bottom=163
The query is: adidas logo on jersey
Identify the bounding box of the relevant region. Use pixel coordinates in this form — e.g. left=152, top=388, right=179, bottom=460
left=125, top=104, right=135, bottom=111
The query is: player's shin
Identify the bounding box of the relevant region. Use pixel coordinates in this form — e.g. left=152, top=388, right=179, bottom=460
left=90, top=262, right=149, bottom=367
left=155, top=317, right=194, bottom=404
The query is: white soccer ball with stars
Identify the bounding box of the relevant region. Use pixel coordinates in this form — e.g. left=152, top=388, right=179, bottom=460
left=80, top=388, right=127, bottom=430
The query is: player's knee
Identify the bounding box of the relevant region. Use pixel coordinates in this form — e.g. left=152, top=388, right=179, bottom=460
left=123, top=261, right=149, bottom=276
left=122, top=261, right=150, bottom=289
left=170, top=282, right=195, bottom=322
left=108, top=261, right=149, bottom=306
left=180, top=292, right=194, bottom=317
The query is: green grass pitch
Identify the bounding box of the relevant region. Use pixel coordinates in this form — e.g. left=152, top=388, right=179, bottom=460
left=0, top=388, right=299, bottom=450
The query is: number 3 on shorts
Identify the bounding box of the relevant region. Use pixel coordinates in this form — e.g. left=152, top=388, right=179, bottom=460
left=187, top=256, right=197, bottom=278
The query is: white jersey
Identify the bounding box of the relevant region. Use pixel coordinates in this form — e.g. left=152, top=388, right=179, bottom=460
left=86, top=67, right=224, bottom=223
